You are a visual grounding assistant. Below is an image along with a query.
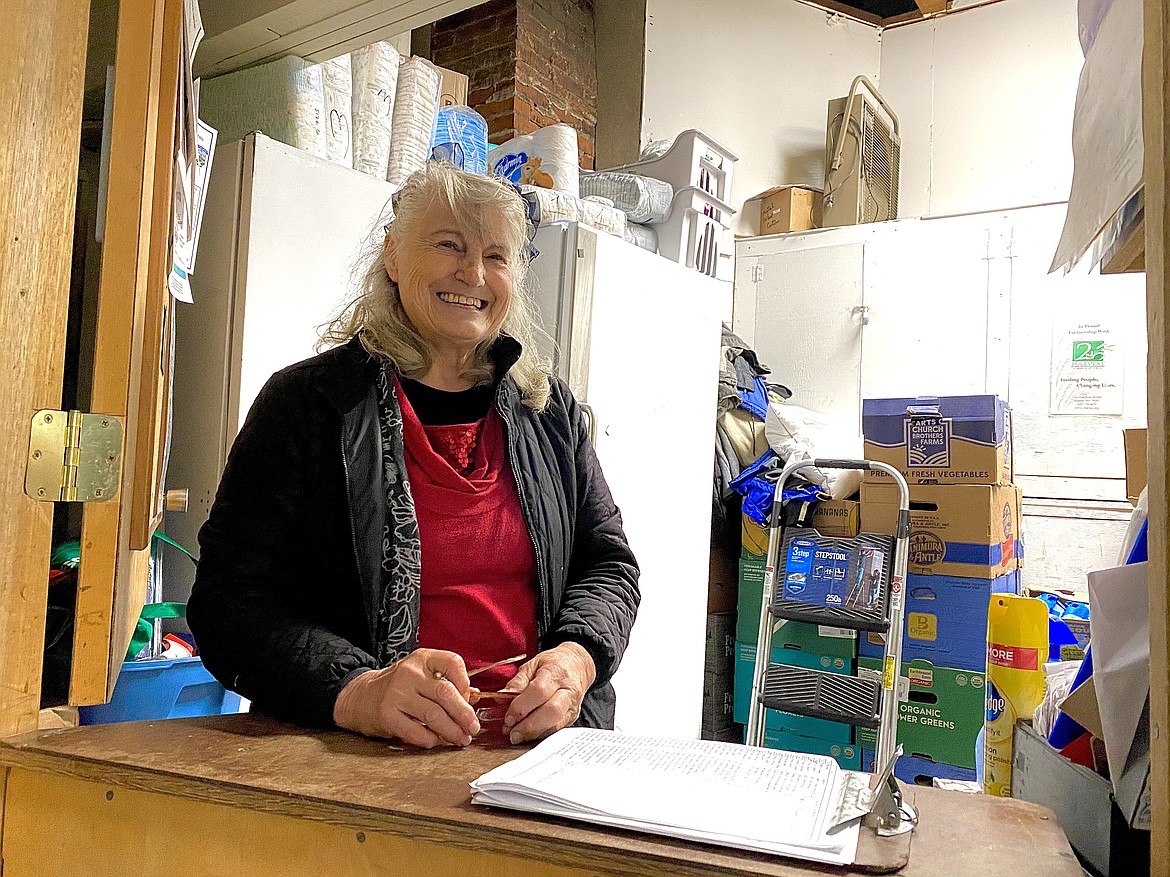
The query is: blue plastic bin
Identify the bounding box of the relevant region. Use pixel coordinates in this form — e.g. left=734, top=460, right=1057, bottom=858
left=78, top=656, right=242, bottom=725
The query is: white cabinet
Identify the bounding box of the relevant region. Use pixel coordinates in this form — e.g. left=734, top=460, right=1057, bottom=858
left=735, top=243, right=864, bottom=428
left=733, top=204, right=1147, bottom=594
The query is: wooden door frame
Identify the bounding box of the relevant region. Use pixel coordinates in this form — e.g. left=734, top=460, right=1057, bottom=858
left=1143, top=0, right=1168, bottom=872
left=72, top=0, right=179, bottom=706
left=0, top=0, right=92, bottom=738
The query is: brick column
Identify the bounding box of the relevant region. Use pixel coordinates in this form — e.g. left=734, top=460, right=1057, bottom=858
left=431, top=0, right=597, bottom=170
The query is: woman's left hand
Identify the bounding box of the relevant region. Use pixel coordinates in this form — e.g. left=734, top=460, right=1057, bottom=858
left=501, top=642, right=596, bottom=744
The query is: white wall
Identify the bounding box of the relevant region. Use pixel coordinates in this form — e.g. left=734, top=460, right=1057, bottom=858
left=641, top=0, right=881, bottom=239
left=880, top=0, right=1084, bottom=218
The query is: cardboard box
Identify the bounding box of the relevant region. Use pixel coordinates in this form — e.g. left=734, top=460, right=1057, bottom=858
left=741, top=511, right=769, bottom=558
left=862, top=749, right=976, bottom=785
left=736, top=551, right=858, bottom=657
left=1124, top=428, right=1148, bottom=505
left=435, top=64, right=468, bottom=107
left=733, top=641, right=853, bottom=741
left=861, top=481, right=1024, bottom=578
left=765, top=729, right=861, bottom=770
left=857, top=658, right=985, bottom=768
left=702, top=669, right=735, bottom=733
left=752, top=186, right=824, bottom=235
left=859, top=570, right=1020, bottom=671
left=811, top=498, right=861, bottom=538
left=1012, top=721, right=1151, bottom=876
left=862, top=395, right=1013, bottom=485
left=705, top=611, right=736, bottom=668
left=708, top=542, right=739, bottom=614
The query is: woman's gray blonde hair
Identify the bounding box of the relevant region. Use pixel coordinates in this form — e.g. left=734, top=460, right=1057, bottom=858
left=320, top=162, right=553, bottom=410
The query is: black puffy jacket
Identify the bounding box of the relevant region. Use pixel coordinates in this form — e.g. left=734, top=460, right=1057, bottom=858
left=187, top=336, right=640, bottom=729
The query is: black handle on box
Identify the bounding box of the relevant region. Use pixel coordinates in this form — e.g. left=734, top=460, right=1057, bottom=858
left=811, top=459, right=872, bottom=471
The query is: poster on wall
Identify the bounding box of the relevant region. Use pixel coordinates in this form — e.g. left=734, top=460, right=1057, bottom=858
left=1049, top=316, right=1124, bottom=415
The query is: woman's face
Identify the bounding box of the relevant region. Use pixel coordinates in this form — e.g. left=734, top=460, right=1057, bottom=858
left=384, top=197, right=516, bottom=357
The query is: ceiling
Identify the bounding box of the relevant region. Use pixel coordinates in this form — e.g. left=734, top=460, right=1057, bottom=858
left=809, top=0, right=949, bottom=25
left=842, top=0, right=920, bottom=16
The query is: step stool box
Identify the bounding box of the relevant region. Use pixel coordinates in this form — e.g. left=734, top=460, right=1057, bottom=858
left=861, top=481, right=1024, bottom=578
left=863, top=395, right=1012, bottom=486
left=858, top=569, right=1020, bottom=671
left=733, top=641, right=854, bottom=741
left=857, top=658, right=986, bottom=769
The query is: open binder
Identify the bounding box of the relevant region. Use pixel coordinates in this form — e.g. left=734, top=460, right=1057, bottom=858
left=470, top=728, right=914, bottom=870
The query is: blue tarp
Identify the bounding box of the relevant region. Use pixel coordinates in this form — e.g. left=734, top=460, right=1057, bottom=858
left=729, top=449, right=821, bottom=526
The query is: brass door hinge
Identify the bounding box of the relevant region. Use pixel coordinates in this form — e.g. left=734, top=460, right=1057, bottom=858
left=25, top=410, right=123, bottom=502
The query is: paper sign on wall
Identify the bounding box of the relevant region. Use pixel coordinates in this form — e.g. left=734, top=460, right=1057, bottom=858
left=1049, top=316, right=1124, bottom=415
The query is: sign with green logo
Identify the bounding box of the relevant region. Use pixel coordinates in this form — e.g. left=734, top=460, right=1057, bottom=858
left=1071, top=340, right=1105, bottom=362
left=1051, top=319, right=1122, bottom=416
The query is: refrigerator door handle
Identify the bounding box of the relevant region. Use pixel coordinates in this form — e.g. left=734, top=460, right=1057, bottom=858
left=579, top=402, right=598, bottom=446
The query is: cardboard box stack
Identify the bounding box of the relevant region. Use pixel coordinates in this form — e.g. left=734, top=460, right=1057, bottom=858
left=702, top=611, right=738, bottom=742
left=733, top=512, right=862, bottom=770
left=857, top=395, right=1022, bottom=782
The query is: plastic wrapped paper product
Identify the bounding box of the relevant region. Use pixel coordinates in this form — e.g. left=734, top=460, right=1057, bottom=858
left=580, top=171, right=673, bottom=223
left=579, top=196, right=626, bottom=237
left=386, top=57, right=443, bottom=187
left=350, top=41, right=401, bottom=179
left=431, top=105, right=489, bottom=173
left=490, top=124, right=580, bottom=195
left=200, top=57, right=325, bottom=156
left=521, top=184, right=579, bottom=224
left=320, top=54, right=353, bottom=167
left=623, top=222, right=658, bottom=252
left=520, top=186, right=625, bottom=238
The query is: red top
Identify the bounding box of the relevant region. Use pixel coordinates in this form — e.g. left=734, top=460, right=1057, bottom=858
left=395, top=380, right=539, bottom=692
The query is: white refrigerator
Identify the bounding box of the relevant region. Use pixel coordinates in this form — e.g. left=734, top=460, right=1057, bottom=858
left=166, top=135, right=727, bottom=738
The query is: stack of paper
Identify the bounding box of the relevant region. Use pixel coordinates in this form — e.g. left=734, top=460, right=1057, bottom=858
left=470, top=729, right=862, bottom=866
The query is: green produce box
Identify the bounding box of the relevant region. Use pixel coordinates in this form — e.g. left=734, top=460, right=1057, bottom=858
left=733, top=641, right=853, bottom=742
left=857, top=657, right=985, bottom=769
left=736, top=551, right=857, bottom=658
left=762, top=728, right=862, bottom=770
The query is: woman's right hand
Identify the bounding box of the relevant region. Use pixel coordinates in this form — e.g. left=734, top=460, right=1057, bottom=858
left=332, top=649, right=480, bottom=747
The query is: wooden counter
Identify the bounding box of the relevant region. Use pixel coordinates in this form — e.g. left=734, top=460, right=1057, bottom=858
left=0, top=714, right=1082, bottom=876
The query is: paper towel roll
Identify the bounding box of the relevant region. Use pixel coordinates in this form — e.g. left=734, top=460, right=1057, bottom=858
left=490, top=124, right=580, bottom=195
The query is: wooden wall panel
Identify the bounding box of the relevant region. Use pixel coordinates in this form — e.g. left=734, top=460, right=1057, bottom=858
left=0, top=0, right=91, bottom=737
left=1143, top=0, right=1169, bottom=871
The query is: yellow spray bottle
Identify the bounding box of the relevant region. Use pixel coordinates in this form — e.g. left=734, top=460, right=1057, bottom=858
left=984, top=594, right=1048, bottom=797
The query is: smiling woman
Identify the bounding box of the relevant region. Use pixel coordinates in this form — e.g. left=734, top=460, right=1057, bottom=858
left=186, top=162, right=640, bottom=752
left=324, top=164, right=551, bottom=408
